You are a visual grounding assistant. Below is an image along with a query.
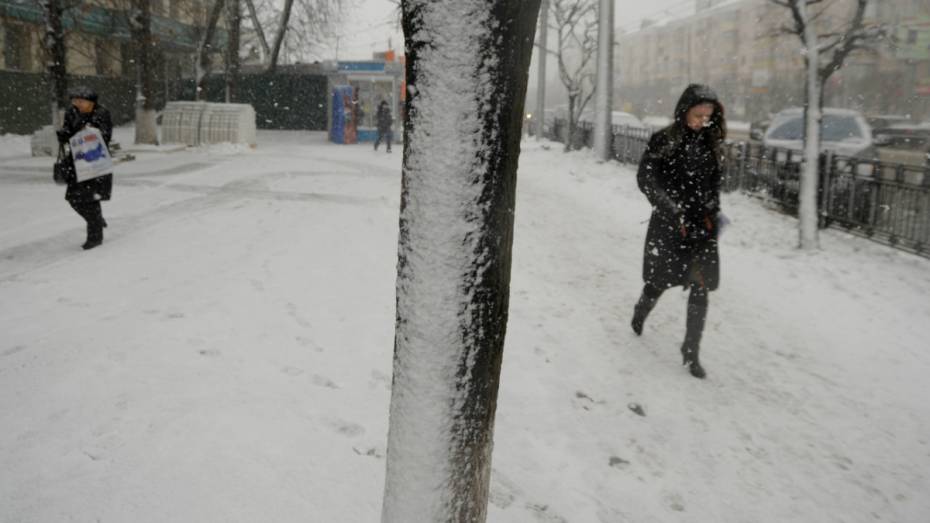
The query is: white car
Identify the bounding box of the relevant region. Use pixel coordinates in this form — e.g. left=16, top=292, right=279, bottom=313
left=578, top=110, right=648, bottom=131
left=763, top=107, right=877, bottom=160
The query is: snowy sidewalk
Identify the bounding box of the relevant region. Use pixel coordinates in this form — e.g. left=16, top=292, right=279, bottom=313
left=1, top=132, right=928, bottom=522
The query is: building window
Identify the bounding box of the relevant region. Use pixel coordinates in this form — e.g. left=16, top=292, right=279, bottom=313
left=906, top=30, right=918, bottom=45
left=95, top=40, right=113, bottom=76
left=3, top=22, right=30, bottom=71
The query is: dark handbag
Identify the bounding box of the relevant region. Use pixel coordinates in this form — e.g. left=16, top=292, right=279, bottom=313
left=53, top=143, right=76, bottom=185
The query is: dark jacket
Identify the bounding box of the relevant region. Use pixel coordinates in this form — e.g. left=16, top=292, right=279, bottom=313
left=376, top=103, right=392, bottom=133
left=59, top=104, right=113, bottom=203
left=637, top=84, right=726, bottom=291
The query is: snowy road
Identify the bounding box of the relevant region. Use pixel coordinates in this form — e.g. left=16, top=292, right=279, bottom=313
left=1, top=131, right=928, bottom=522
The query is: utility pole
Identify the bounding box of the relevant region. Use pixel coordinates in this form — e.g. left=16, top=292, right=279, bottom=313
left=534, top=0, right=549, bottom=140
left=593, top=0, right=614, bottom=161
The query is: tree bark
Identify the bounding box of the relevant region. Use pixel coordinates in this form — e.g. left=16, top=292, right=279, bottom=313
left=381, top=1, right=541, bottom=521
left=132, top=0, right=158, bottom=144
left=41, top=0, right=68, bottom=127
left=225, top=0, right=242, bottom=103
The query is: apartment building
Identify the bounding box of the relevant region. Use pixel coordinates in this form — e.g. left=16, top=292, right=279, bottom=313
left=615, top=0, right=930, bottom=122
left=0, top=0, right=222, bottom=133
left=1, top=0, right=212, bottom=78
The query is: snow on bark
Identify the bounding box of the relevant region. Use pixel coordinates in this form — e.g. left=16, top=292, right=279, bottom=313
left=382, top=1, right=540, bottom=521
left=799, top=0, right=821, bottom=250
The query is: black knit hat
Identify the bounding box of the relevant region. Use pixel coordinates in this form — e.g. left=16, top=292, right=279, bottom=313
left=68, top=85, right=98, bottom=102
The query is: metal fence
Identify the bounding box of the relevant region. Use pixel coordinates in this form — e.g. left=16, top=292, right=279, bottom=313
left=542, top=118, right=930, bottom=258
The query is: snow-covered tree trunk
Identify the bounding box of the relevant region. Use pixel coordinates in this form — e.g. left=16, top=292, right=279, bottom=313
left=799, top=0, right=821, bottom=249
left=41, top=0, right=68, bottom=127
left=592, top=0, right=613, bottom=161
left=381, top=1, right=540, bottom=521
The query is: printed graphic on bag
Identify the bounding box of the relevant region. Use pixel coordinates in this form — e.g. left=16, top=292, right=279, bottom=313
left=69, top=127, right=113, bottom=183
left=74, top=142, right=106, bottom=162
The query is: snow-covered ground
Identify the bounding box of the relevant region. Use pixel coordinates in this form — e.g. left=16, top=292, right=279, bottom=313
left=1, top=130, right=928, bottom=522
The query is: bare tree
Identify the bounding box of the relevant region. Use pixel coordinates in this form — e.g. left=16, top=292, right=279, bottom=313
left=243, top=0, right=270, bottom=61
left=549, top=0, right=597, bottom=152
left=197, top=0, right=226, bottom=100
left=266, top=0, right=295, bottom=72
left=381, top=0, right=541, bottom=521
left=770, top=0, right=885, bottom=249
left=263, top=0, right=343, bottom=72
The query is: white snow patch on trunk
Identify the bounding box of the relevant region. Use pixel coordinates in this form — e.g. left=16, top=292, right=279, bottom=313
left=383, top=1, right=502, bottom=521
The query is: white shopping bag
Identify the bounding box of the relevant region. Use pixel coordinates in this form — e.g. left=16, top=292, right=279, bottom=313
left=69, top=126, right=113, bottom=182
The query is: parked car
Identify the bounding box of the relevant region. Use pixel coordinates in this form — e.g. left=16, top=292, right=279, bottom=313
left=749, top=118, right=770, bottom=141
left=763, top=107, right=877, bottom=160
left=868, top=115, right=930, bottom=150
left=641, top=115, right=672, bottom=132
left=578, top=110, right=649, bottom=132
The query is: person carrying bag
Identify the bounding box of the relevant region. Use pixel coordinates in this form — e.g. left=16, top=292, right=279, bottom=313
left=56, top=86, right=114, bottom=250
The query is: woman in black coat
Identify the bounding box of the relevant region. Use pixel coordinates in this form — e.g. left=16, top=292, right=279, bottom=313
left=631, top=84, right=726, bottom=379
left=57, top=86, right=113, bottom=250
left=374, top=100, right=393, bottom=153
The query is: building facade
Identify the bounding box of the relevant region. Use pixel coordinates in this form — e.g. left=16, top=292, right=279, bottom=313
left=615, top=0, right=930, bottom=123
left=0, top=0, right=220, bottom=133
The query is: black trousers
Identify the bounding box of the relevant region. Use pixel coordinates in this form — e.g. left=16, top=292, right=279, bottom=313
left=68, top=199, right=105, bottom=240
left=636, top=282, right=708, bottom=348
left=374, top=130, right=392, bottom=151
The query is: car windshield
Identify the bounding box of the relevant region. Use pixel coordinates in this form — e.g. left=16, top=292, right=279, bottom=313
left=768, top=114, right=864, bottom=141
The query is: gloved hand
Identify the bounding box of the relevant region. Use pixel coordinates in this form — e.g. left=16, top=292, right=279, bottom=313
left=680, top=213, right=716, bottom=243
left=56, top=128, right=70, bottom=144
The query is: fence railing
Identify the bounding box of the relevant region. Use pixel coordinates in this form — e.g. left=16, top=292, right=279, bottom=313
left=541, top=118, right=930, bottom=258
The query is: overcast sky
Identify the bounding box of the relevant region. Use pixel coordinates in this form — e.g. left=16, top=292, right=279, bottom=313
left=333, top=0, right=695, bottom=61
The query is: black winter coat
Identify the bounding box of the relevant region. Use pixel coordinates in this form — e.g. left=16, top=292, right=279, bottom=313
left=376, top=104, right=392, bottom=133
left=637, top=87, right=724, bottom=291
left=59, top=104, right=113, bottom=204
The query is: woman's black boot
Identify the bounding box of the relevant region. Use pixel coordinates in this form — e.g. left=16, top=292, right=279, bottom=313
left=681, top=343, right=706, bottom=379
left=681, top=283, right=708, bottom=379
left=82, top=226, right=103, bottom=250
left=631, top=285, right=663, bottom=335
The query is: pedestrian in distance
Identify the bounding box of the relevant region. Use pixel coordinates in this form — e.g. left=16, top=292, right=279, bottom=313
left=631, top=83, right=727, bottom=379
left=374, top=100, right=393, bottom=153
left=56, top=86, right=113, bottom=250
